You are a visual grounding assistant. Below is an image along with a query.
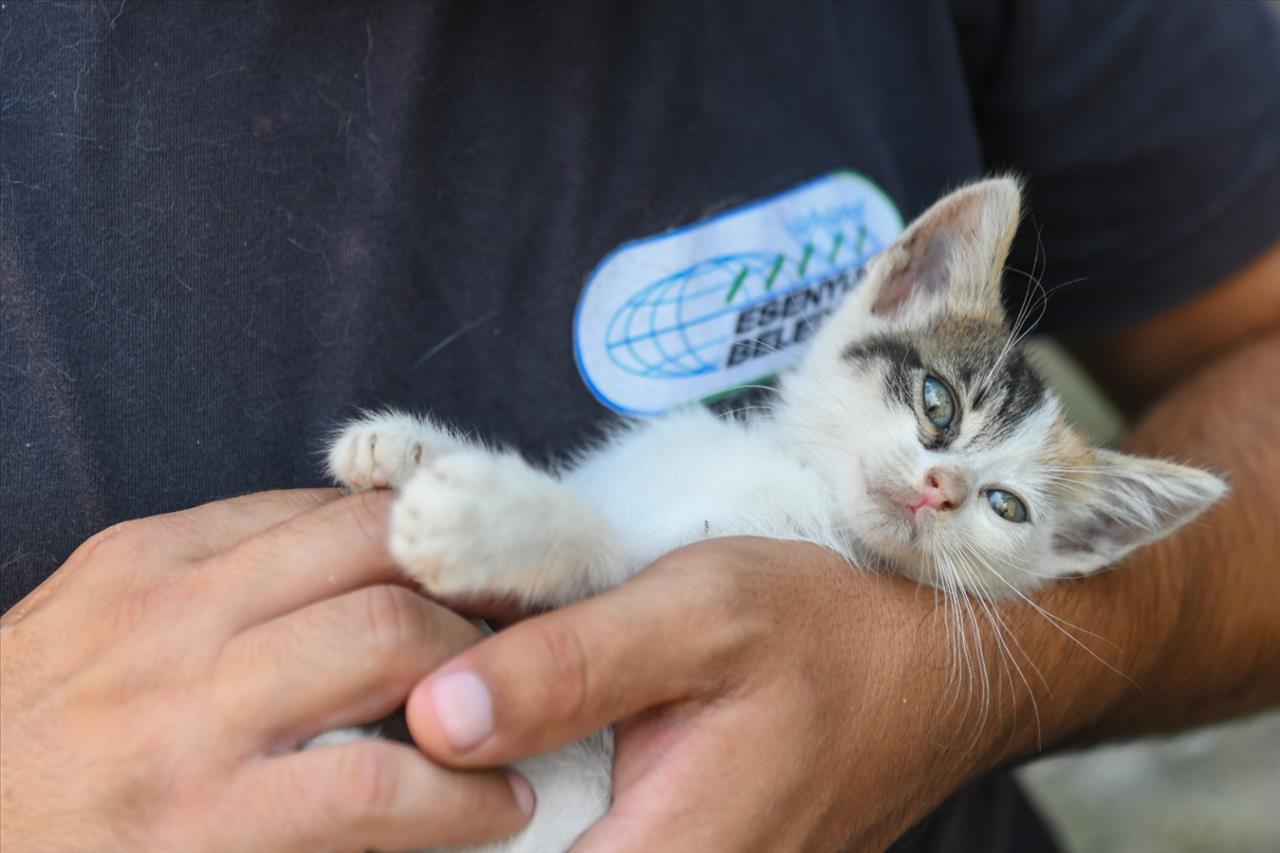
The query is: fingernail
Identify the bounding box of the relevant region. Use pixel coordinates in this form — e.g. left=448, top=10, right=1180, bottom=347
left=430, top=671, right=493, bottom=751
left=507, top=771, right=536, bottom=816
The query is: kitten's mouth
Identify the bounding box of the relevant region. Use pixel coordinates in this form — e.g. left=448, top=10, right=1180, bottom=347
left=868, top=487, right=934, bottom=544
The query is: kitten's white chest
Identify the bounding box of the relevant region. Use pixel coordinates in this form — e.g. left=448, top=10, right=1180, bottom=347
left=566, top=408, right=840, bottom=571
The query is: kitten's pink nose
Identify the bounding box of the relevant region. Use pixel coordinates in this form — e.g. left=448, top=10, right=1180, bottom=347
left=916, top=467, right=967, bottom=513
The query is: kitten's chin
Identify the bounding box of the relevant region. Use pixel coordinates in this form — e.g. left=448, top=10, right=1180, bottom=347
left=850, top=496, right=928, bottom=550
left=848, top=514, right=973, bottom=591
left=845, top=514, right=930, bottom=578
left=875, top=550, right=1000, bottom=597
left=899, top=551, right=1043, bottom=599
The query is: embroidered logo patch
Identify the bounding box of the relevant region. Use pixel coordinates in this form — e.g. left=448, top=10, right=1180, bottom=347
left=573, top=171, right=903, bottom=415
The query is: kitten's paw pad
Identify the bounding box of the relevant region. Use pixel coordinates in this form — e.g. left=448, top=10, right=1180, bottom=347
left=389, top=450, right=570, bottom=598
left=327, top=413, right=456, bottom=491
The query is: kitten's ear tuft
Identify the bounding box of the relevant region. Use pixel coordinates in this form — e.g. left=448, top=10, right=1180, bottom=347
left=872, top=176, right=1022, bottom=320
left=1048, top=448, right=1227, bottom=576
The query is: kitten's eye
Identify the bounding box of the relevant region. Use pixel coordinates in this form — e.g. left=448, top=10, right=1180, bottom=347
left=986, top=489, right=1028, bottom=523
left=922, top=375, right=956, bottom=430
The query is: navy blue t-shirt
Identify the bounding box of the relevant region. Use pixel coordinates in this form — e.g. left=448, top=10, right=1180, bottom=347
left=2, top=2, right=1279, bottom=849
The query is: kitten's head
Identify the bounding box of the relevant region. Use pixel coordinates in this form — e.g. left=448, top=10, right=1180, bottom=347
left=779, top=177, right=1226, bottom=596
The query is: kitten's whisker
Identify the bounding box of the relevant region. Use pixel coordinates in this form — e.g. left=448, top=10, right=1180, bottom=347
left=953, top=542, right=1048, bottom=748
left=954, top=554, right=1006, bottom=748
left=977, top=560, right=1136, bottom=687
left=939, top=544, right=990, bottom=741
left=933, top=543, right=985, bottom=729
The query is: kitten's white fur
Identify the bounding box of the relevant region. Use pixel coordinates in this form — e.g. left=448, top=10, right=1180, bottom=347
left=321, top=178, right=1226, bottom=852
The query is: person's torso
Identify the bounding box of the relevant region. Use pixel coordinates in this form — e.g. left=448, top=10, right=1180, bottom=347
left=1, top=1, right=994, bottom=608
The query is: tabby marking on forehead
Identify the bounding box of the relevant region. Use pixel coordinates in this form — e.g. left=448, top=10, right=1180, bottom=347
left=842, top=336, right=922, bottom=408
left=840, top=317, right=1047, bottom=451
left=969, top=351, right=1046, bottom=446
left=918, top=318, right=1047, bottom=445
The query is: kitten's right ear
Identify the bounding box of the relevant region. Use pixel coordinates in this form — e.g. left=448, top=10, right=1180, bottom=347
left=870, top=177, right=1022, bottom=321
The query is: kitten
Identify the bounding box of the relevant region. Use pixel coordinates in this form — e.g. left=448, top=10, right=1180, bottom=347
left=322, top=177, right=1226, bottom=852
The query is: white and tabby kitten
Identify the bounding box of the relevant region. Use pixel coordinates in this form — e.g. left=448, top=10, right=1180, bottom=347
left=322, top=178, right=1225, bottom=852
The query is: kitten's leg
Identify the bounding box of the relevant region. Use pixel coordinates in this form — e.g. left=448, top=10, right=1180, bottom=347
left=327, top=410, right=470, bottom=491
left=462, top=728, right=613, bottom=853
left=391, top=449, right=625, bottom=607
left=302, top=727, right=368, bottom=749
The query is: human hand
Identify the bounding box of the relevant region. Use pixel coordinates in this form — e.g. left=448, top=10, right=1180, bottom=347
left=405, top=537, right=1010, bottom=851
left=0, top=489, right=533, bottom=853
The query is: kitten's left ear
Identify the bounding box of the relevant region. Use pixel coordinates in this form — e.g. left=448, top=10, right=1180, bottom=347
left=1048, top=448, right=1228, bottom=577
left=871, top=176, right=1022, bottom=321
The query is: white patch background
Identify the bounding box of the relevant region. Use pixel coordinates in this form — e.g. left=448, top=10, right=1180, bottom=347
left=574, top=171, right=903, bottom=415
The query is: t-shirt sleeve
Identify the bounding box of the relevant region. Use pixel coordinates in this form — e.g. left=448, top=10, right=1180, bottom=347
left=958, top=0, right=1280, bottom=338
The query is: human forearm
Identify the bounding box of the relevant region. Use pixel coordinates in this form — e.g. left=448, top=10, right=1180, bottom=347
left=993, top=331, right=1280, bottom=761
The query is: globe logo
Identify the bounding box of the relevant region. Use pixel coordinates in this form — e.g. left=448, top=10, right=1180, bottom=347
left=605, top=252, right=781, bottom=379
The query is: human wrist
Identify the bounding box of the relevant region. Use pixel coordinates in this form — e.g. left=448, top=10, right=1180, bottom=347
left=823, top=572, right=1021, bottom=844
left=858, top=572, right=1128, bottom=793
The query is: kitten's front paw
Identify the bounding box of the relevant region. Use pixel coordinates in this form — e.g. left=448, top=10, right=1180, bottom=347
left=327, top=411, right=459, bottom=491
left=390, top=450, right=592, bottom=601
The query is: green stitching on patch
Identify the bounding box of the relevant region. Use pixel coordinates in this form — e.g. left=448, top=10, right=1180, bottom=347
left=724, top=266, right=750, bottom=304
left=828, top=231, right=845, bottom=263
left=764, top=254, right=785, bottom=291
left=797, top=242, right=815, bottom=277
